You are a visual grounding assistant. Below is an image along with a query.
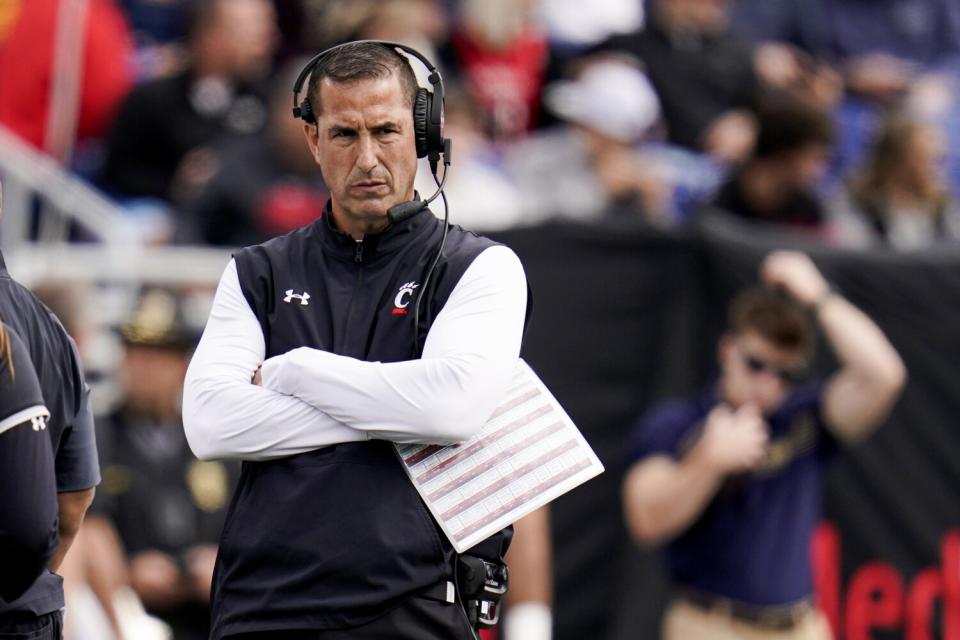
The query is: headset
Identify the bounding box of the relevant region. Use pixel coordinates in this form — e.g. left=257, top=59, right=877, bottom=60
left=291, top=40, right=452, bottom=355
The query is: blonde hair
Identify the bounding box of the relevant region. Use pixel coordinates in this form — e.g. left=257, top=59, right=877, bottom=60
left=0, top=323, right=14, bottom=381
left=850, top=113, right=947, bottom=220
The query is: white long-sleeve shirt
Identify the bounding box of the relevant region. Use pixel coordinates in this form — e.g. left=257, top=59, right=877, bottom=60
left=183, top=245, right=528, bottom=461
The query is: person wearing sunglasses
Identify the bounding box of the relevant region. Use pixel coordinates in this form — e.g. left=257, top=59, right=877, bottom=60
left=622, top=250, right=906, bottom=640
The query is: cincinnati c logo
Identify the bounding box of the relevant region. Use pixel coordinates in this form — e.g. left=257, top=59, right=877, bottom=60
left=392, top=282, right=420, bottom=315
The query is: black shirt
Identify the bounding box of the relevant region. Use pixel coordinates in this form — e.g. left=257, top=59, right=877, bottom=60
left=712, top=174, right=825, bottom=227
left=0, top=251, right=100, bottom=618
left=93, top=406, right=237, bottom=639
left=94, top=408, right=235, bottom=556
left=0, top=325, right=56, bottom=603
left=176, top=132, right=328, bottom=246
left=597, top=23, right=758, bottom=150
left=100, top=70, right=268, bottom=201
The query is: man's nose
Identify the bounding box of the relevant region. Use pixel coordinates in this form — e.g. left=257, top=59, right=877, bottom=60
left=356, top=134, right=379, bottom=173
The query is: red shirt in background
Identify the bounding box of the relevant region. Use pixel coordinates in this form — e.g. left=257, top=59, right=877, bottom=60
left=0, top=0, right=134, bottom=151
left=451, top=27, right=548, bottom=142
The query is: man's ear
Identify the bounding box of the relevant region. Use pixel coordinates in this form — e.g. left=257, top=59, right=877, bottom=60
left=303, top=123, right=321, bottom=162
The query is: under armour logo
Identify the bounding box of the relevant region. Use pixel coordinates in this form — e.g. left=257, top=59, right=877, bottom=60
left=31, top=415, right=47, bottom=432
left=284, top=289, right=311, bottom=306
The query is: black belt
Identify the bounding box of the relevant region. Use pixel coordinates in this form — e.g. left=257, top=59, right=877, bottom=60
left=420, top=580, right=457, bottom=604
left=679, top=589, right=813, bottom=631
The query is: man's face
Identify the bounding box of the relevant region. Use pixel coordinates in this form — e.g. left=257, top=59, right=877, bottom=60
left=212, top=0, right=277, bottom=80
left=121, top=345, right=190, bottom=416
left=303, top=73, right=417, bottom=237
left=719, top=330, right=808, bottom=415
left=659, top=0, right=729, bottom=33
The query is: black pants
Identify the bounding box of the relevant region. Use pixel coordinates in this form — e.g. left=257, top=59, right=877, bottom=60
left=224, top=593, right=477, bottom=640
left=0, top=611, right=63, bottom=640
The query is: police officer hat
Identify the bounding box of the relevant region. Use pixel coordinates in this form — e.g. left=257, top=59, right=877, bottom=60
left=118, top=287, right=200, bottom=350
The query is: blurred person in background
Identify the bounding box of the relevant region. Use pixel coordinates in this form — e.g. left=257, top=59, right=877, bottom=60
left=293, top=0, right=376, bottom=53
left=728, top=0, right=959, bottom=106
left=0, top=0, right=134, bottom=166
left=353, top=0, right=448, bottom=60
left=292, top=0, right=448, bottom=65
left=175, top=61, right=329, bottom=246
left=58, top=514, right=172, bottom=640
left=116, top=0, right=192, bottom=78
left=596, top=0, right=759, bottom=164
left=306, top=0, right=451, bottom=118
left=87, top=288, right=236, bottom=640
left=817, top=0, right=960, bottom=106
left=99, top=0, right=277, bottom=206
left=503, top=57, right=672, bottom=226
left=445, top=0, right=549, bottom=141
left=536, top=0, right=644, bottom=53
left=730, top=0, right=960, bottom=193
left=624, top=251, right=906, bottom=640
left=0, top=183, right=100, bottom=639
left=500, top=507, right=552, bottom=640
left=708, top=98, right=835, bottom=233
left=725, top=0, right=842, bottom=112
left=832, top=113, right=960, bottom=251
left=533, top=0, right=647, bottom=130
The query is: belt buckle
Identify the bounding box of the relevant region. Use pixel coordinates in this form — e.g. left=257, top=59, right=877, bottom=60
left=482, top=560, right=508, bottom=597
left=476, top=560, right=508, bottom=628
left=754, top=601, right=808, bottom=631
left=458, top=556, right=509, bottom=630
left=478, top=598, right=501, bottom=627
left=756, top=609, right=785, bottom=630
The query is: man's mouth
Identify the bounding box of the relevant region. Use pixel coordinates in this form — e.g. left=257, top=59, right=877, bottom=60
left=350, top=180, right=388, bottom=193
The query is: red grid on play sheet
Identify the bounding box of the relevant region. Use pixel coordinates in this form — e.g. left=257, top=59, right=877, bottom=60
left=397, top=360, right=604, bottom=553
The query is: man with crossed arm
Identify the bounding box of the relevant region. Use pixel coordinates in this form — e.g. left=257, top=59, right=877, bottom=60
left=183, top=41, right=528, bottom=639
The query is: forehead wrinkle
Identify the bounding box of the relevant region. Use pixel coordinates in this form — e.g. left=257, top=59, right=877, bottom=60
left=317, top=77, right=410, bottom=118
left=322, top=109, right=408, bottom=135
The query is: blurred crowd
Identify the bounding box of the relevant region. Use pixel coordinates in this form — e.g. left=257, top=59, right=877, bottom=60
left=2, top=0, right=960, bottom=250
left=1, top=0, right=958, bottom=638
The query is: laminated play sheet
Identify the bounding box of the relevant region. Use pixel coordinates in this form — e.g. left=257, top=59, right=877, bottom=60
left=396, top=360, right=604, bottom=552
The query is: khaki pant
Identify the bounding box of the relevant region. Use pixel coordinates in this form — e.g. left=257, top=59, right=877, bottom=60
left=662, top=599, right=833, bottom=640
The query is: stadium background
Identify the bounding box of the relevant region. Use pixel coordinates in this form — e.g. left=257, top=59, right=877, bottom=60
left=1, top=1, right=959, bottom=638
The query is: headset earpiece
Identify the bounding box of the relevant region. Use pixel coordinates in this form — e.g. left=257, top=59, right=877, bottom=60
left=425, top=71, right=444, bottom=160
left=295, top=98, right=316, bottom=125
left=413, top=88, right=431, bottom=159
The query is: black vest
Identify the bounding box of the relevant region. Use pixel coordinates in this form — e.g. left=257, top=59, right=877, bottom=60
left=210, top=207, right=517, bottom=636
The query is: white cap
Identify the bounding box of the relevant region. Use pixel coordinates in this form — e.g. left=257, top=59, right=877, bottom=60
left=544, top=60, right=661, bottom=143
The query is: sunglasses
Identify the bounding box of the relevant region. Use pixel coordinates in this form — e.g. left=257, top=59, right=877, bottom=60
left=740, top=351, right=808, bottom=385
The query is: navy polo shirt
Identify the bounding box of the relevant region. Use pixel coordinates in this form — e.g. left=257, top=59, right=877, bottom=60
left=0, top=325, right=58, bottom=603
left=626, top=381, right=838, bottom=606
left=0, top=251, right=100, bottom=618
